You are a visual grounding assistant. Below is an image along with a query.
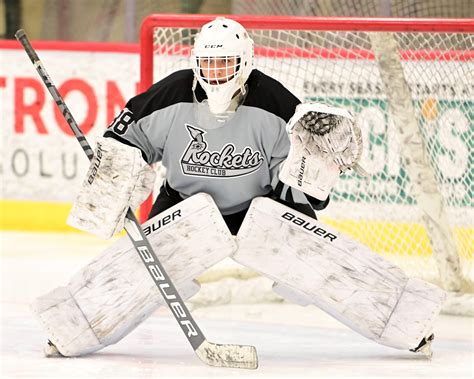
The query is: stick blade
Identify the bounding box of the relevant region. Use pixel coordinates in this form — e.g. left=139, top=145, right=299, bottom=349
left=195, top=340, right=258, bottom=369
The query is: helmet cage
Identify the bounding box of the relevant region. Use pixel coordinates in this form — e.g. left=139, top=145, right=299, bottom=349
left=195, top=55, right=241, bottom=86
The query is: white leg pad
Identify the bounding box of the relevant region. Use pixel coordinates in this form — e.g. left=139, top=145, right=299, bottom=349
left=32, top=281, right=200, bottom=357
left=235, top=197, right=446, bottom=350
left=272, top=282, right=312, bottom=307
left=32, top=193, right=236, bottom=356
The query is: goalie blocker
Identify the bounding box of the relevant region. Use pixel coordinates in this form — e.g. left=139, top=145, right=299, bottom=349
left=67, top=136, right=156, bottom=239
left=234, top=197, right=445, bottom=352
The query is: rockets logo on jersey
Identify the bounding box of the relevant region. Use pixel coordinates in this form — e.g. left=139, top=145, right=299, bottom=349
left=180, top=124, right=264, bottom=178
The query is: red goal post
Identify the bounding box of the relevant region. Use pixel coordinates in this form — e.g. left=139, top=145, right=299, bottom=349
left=139, top=14, right=473, bottom=314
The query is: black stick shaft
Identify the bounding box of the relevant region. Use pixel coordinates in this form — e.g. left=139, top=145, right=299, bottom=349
left=15, top=29, right=94, bottom=160
left=15, top=29, right=206, bottom=351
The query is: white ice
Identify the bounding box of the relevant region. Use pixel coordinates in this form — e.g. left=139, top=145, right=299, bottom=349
left=1, top=231, right=473, bottom=378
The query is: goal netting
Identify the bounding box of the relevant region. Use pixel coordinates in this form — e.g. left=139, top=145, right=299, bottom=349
left=140, top=14, right=473, bottom=315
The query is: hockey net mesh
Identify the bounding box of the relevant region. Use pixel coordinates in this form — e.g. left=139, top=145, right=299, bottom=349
left=147, top=22, right=473, bottom=296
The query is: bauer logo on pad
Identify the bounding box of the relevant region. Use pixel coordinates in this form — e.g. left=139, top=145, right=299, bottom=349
left=143, top=210, right=182, bottom=236
left=281, top=212, right=337, bottom=242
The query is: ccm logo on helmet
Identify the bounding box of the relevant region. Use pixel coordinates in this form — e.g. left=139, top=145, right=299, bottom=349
left=281, top=212, right=337, bottom=241
left=204, top=44, right=223, bottom=48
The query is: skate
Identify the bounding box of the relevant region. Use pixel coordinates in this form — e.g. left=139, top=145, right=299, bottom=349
left=410, top=334, right=434, bottom=358
left=44, top=340, right=64, bottom=358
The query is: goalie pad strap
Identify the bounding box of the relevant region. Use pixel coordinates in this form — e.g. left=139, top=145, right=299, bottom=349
left=33, top=193, right=236, bottom=356
left=235, top=197, right=445, bottom=350
left=67, top=136, right=156, bottom=239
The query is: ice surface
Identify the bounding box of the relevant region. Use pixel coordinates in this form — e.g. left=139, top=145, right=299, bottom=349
left=1, top=231, right=473, bottom=378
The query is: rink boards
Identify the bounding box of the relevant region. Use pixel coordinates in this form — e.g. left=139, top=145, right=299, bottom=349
left=1, top=198, right=471, bottom=262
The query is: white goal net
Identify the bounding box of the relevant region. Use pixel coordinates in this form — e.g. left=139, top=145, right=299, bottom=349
left=140, top=14, right=473, bottom=314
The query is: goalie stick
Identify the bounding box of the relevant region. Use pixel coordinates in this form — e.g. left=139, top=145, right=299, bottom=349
left=15, top=29, right=258, bottom=370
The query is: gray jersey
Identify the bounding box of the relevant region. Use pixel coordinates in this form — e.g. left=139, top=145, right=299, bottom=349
left=105, top=69, right=325, bottom=215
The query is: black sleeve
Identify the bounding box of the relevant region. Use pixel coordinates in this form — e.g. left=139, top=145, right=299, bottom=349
left=103, top=69, right=195, bottom=164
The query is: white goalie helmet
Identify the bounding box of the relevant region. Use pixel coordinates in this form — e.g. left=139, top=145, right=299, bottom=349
left=192, top=17, right=254, bottom=114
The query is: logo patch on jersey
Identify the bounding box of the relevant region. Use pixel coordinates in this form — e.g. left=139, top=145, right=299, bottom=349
left=180, top=124, right=264, bottom=178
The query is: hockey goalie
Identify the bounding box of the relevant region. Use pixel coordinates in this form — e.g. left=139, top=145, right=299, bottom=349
left=31, top=17, right=445, bottom=361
